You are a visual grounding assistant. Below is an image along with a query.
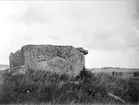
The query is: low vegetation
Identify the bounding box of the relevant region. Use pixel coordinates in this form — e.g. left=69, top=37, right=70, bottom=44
left=0, top=68, right=138, bottom=104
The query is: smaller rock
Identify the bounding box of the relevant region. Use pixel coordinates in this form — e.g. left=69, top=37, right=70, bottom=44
left=76, top=47, right=88, bottom=55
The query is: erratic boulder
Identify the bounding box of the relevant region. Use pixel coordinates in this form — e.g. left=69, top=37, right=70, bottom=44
left=9, top=45, right=88, bottom=76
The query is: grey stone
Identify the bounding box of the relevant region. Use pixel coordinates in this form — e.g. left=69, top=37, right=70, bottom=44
left=10, top=65, right=28, bottom=75
left=9, top=45, right=88, bottom=76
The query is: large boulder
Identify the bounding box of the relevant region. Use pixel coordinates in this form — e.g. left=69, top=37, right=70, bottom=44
left=9, top=45, right=88, bottom=76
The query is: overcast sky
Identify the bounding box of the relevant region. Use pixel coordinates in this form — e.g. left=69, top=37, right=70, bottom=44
left=0, top=0, right=139, bottom=68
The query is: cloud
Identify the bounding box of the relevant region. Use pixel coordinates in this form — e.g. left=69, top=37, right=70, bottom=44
left=20, top=4, right=50, bottom=26
left=27, top=36, right=57, bottom=45
left=91, top=33, right=126, bottom=51
left=135, top=0, right=139, bottom=18
left=19, top=2, right=64, bottom=26
left=86, top=28, right=139, bottom=51
left=125, top=29, right=139, bottom=49
left=131, top=0, right=139, bottom=29
left=14, top=1, right=139, bottom=52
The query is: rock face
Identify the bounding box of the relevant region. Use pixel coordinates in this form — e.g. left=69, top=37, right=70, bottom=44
left=9, top=45, right=88, bottom=76
left=10, top=65, right=28, bottom=75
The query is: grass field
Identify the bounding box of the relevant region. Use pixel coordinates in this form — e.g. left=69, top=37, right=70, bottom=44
left=0, top=68, right=138, bottom=105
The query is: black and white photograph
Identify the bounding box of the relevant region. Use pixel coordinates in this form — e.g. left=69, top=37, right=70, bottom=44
left=0, top=0, right=138, bottom=104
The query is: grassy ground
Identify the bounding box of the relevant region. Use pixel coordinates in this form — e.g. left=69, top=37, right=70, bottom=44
left=4, top=103, right=139, bottom=105
left=0, top=68, right=138, bottom=105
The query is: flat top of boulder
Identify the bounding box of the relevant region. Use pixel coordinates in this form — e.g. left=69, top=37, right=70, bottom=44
left=20, top=44, right=88, bottom=55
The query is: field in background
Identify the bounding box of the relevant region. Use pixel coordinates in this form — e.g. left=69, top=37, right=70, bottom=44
left=0, top=64, right=9, bottom=70
left=89, top=67, right=139, bottom=78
